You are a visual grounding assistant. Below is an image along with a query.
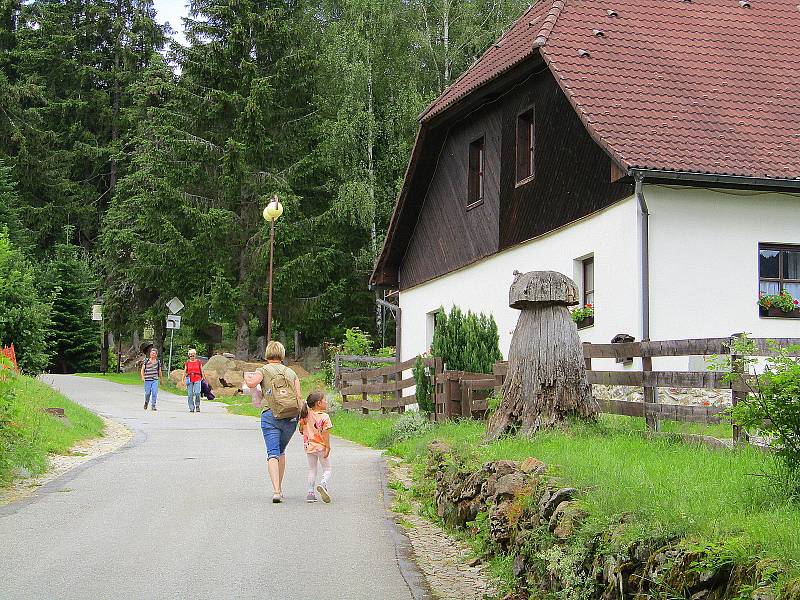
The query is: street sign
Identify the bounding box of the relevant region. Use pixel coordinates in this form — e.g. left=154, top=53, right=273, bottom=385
left=166, top=297, right=185, bottom=314
left=166, top=314, right=182, bottom=330
left=91, top=304, right=103, bottom=321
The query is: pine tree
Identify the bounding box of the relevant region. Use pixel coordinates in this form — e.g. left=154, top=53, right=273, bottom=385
left=45, top=236, right=100, bottom=373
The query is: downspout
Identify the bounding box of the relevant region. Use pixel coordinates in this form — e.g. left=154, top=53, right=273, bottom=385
left=635, top=173, right=650, bottom=342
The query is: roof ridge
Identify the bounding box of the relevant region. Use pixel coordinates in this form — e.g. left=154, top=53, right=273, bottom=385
left=534, top=0, right=566, bottom=47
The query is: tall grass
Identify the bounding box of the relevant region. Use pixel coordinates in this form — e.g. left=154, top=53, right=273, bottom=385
left=335, top=412, right=800, bottom=576
left=0, top=374, right=105, bottom=485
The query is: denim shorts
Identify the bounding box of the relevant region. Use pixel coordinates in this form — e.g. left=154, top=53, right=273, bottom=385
left=260, top=410, right=297, bottom=459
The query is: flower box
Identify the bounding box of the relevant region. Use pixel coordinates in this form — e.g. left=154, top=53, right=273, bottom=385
left=576, top=316, right=594, bottom=329
left=759, top=306, right=800, bottom=319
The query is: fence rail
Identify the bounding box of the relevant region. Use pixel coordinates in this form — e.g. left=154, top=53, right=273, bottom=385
left=334, top=354, right=441, bottom=414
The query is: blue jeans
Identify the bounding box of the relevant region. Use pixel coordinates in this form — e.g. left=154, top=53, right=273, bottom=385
left=261, top=410, right=297, bottom=460
left=187, top=379, right=201, bottom=410
left=144, top=380, right=159, bottom=407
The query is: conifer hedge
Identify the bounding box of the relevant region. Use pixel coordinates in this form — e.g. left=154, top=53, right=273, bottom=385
left=431, top=306, right=502, bottom=373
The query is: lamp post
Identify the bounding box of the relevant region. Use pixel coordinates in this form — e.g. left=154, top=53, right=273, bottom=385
left=263, top=195, right=284, bottom=345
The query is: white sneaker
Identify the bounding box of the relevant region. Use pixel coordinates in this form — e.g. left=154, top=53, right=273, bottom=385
left=316, top=484, right=331, bottom=503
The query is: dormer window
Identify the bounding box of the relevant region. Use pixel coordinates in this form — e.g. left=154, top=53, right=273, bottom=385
left=516, top=108, right=534, bottom=183
left=467, top=136, right=485, bottom=207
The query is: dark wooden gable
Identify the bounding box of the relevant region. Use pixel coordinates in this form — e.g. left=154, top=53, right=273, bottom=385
left=399, top=101, right=502, bottom=290
left=385, top=68, right=634, bottom=291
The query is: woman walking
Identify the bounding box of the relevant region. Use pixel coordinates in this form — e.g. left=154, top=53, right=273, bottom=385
left=247, top=341, right=302, bottom=503
left=140, top=347, right=163, bottom=411
left=184, top=348, right=204, bottom=413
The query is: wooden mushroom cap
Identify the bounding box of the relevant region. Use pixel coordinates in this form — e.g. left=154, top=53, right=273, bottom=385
left=509, top=270, right=579, bottom=309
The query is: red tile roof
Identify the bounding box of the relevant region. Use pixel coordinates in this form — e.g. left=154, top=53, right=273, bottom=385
left=421, top=0, right=800, bottom=180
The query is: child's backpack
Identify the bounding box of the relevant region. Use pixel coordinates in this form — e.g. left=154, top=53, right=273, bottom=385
left=262, top=364, right=299, bottom=419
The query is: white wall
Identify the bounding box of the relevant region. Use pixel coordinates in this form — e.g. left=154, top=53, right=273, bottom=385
left=399, top=197, right=642, bottom=365
left=398, top=185, right=800, bottom=376
left=647, top=185, right=800, bottom=341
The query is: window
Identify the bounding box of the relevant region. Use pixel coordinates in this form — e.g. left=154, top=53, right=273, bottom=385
left=759, top=244, right=800, bottom=299
left=516, top=109, right=534, bottom=182
left=467, top=136, right=485, bottom=207
left=582, top=257, right=594, bottom=307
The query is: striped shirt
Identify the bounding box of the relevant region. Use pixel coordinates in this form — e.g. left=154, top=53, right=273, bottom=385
left=143, top=359, right=162, bottom=381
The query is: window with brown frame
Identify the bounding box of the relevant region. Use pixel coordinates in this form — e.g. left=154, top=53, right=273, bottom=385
left=582, top=257, right=594, bottom=307
left=516, top=109, right=534, bottom=182
left=759, top=243, right=800, bottom=299
left=467, top=136, right=485, bottom=207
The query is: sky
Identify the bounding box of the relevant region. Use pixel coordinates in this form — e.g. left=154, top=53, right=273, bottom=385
left=152, top=0, right=190, bottom=46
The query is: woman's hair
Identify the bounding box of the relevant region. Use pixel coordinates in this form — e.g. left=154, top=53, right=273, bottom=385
left=265, top=341, right=285, bottom=361
left=300, top=390, right=325, bottom=420
left=188, top=348, right=197, bottom=357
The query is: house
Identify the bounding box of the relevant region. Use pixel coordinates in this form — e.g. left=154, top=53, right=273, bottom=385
left=371, top=0, right=800, bottom=369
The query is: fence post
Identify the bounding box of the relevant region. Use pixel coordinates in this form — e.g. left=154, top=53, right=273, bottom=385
left=381, top=374, right=389, bottom=414
left=334, top=354, right=341, bottom=389
left=461, top=377, right=472, bottom=418
left=583, top=342, right=592, bottom=397
left=730, top=333, right=746, bottom=445
left=361, top=372, right=369, bottom=415
left=642, top=348, right=658, bottom=430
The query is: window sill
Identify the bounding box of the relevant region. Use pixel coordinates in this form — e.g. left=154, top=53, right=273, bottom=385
left=759, top=307, right=800, bottom=319
left=515, top=175, right=535, bottom=189
left=466, top=200, right=484, bottom=211
left=576, top=316, right=594, bottom=329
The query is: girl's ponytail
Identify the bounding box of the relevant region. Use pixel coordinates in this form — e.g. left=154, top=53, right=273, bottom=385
left=302, top=390, right=325, bottom=421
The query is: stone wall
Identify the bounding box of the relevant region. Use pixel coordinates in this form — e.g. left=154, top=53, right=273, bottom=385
left=592, top=384, right=732, bottom=408
left=425, top=443, right=794, bottom=600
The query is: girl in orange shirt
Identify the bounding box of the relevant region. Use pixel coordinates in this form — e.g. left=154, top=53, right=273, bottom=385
left=299, top=391, right=332, bottom=503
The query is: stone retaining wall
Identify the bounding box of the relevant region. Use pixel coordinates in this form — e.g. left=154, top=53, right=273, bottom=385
left=592, top=384, right=732, bottom=408
left=425, top=442, right=794, bottom=600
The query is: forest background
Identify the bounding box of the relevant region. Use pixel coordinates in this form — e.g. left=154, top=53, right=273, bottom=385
left=0, top=0, right=529, bottom=373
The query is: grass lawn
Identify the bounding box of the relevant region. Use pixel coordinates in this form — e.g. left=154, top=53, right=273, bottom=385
left=78, top=371, right=184, bottom=396
left=332, top=411, right=800, bottom=578
left=0, top=374, right=105, bottom=485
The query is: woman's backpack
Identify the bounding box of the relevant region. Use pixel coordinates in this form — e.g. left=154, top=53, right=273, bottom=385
left=262, top=364, right=299, bottom=419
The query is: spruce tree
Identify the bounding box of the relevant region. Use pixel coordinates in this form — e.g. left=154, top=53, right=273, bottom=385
left=45, top=237, right=100, bottom=373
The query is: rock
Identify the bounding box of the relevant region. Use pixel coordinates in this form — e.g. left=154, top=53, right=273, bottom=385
left=548, top=501, right=587, bottom=539
left=204, top=354, right=235, bottom=375
left=512, top=553, right=526, bottom=578
left=44, top=407, right=65, bottom=418
left=169, top=369, right=187, bottom=390
left=494, top=473, right=526, bottom=500
left=491, top=460, right=518, bottom=478
left=467, top=557, right=482, bottom=567
left=519, top=456, right=546, bottom=474
left=222, top=352, right=235, bottom=359
left=213, top=386, right=241, bottom=397
left=489, top=500, right=513, bottom=545
left=539, top=487, right=577, bottom=521
left=220, top=370, right=244, bottom=388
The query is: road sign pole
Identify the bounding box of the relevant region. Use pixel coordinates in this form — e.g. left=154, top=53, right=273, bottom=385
left=167, top=329, right=174, bottom=374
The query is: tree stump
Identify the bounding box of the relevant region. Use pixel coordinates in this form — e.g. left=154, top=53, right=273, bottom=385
left=486, top=271, right=597, bottom=439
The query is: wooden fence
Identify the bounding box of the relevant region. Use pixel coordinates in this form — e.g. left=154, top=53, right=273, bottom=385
left=337, top=355, right=442, bottom=413
left=433, top=370, right=496, bottom=421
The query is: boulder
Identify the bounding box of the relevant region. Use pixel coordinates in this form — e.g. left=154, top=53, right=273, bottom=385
left=204, top=354, right=235, bottom=375
left=493, top=473, right=526, bottom=501
left=213, top=386, right=241, bottom=397
left=170, top=369, right=187, bottom=390
left=220, top=370, right=244, bottom=388
left=548, top=501, right=587, bottom=539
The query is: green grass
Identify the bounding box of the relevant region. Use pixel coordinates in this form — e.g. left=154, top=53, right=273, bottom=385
left=0, top=374, right=105, bottom=485
left=332, top=411, right=800, bottom=577
left=77, top=371, right=183, bottom=396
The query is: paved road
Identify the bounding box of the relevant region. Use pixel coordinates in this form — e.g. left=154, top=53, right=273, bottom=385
left=0, top=375, right=427, bottom=599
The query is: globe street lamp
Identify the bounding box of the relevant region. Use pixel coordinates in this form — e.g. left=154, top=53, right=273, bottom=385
left=263, top=195, right=284, bottom=345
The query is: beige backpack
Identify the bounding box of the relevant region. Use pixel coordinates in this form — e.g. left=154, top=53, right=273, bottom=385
left=262, top=364, right=299, bottom=419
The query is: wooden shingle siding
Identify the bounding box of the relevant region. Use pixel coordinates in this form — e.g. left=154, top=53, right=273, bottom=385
left=499, top=71, right=633, bottom=249
left=399, top=102, right=502, bottom=289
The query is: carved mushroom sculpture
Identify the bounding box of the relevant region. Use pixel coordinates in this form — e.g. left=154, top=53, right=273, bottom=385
left=486, top=271, right=597, bottom=439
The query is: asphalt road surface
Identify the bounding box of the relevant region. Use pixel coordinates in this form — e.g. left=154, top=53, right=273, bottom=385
left=0, top=375, right=427, bottom=600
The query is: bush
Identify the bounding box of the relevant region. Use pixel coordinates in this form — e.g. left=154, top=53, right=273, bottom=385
left=431, top=305, right=502, bottom=373
left=379, top=410, right=433, bottom=447
left=413, top=355, right=434, bottom=413
left=724, top=335, right=800, bottom=499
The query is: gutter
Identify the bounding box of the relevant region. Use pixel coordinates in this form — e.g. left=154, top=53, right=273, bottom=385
left=634, top=173, right=650, bottom=342
left=629, top=169, right=800, bottom=190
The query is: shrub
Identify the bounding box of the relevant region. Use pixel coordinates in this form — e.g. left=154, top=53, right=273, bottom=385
left=379, top=410, right=433, bottom=447
left=413, top=355, right=434, bottom=413
left=724, top=335, right=800, bottom=499
left=431, top=305, right=502, bottom=374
